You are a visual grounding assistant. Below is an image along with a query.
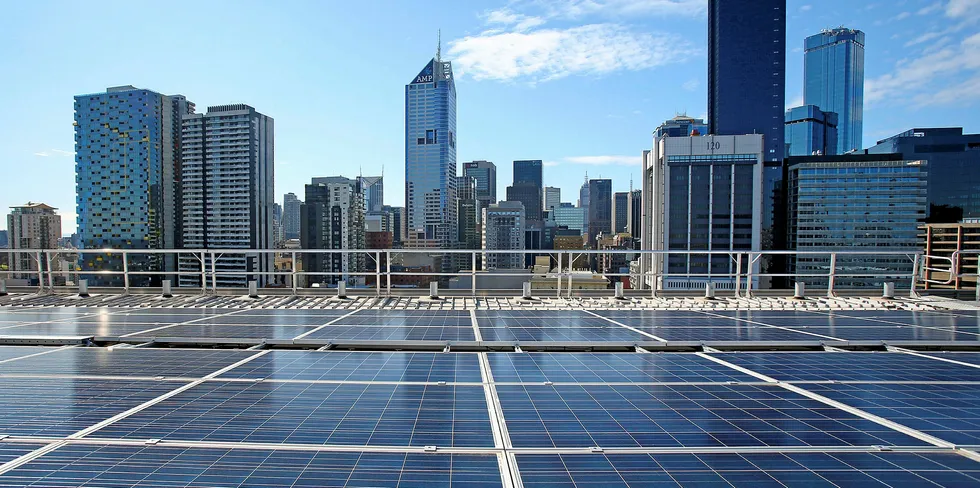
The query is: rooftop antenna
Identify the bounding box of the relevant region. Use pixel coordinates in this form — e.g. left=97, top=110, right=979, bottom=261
left=436, top=29, right=441, bottom=62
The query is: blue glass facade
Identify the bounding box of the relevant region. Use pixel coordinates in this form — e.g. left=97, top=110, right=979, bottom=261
left=785, top=105, right=839, bottom=157
left=804, top=28, right=865, bottom=154
left=405, top=58, right=457, bottom=246
left=708, top=0, right=785, bottom=162
left=867, top=128, right=980, bottom=222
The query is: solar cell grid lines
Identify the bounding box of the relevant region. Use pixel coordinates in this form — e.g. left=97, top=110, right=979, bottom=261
left=303, top=325, right=476, bottom=341
left=0, top=445, right=505, bottom=488
left=130, top=324, right=317, bottom=339
left=515, top=452, right=980, bottom=488
left=716, top=352, right=980, bottom=382
left=217, top=351, right=483, bottom=383
left=89, top=381, right=496, bottom=447
left=782, top=326, right=980, bottom=341
left=487, top=353, right=755, bottom=383
left=0, top=348, right=258, bottom=378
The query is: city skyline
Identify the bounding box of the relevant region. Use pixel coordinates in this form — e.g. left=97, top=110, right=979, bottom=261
left=2, top=0, right=980, bottom=235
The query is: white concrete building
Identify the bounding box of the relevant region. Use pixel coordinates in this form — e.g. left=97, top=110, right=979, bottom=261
left=482, top=201, right=525, bottom=270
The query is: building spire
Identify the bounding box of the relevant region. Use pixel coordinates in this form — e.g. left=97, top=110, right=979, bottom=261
left=436, top=29, right=441, bottom=62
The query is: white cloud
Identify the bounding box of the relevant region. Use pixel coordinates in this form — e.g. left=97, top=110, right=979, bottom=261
left=681, top=78, right=699, bottom=91
left=449, top=24, right=693, bottom=83
left=867, top=32, right=980, bottom=106
left=947, top=0, right=980, bottom=18
left=563, top=155, right=640, bottom=166
left=800, top=5, right=813, bottom=12
left=33, top=149, right=73, bottom=157
left=542, top=160, right=561, bottom=167
left=917, top=1, right=943, bottom=15
left=485, top=8, right=545, bottom=32
left=786, top=94, right=804, bottom=110
left=531, top=0, right=706, bottom=19
left=906, top=0, right=980, bottom=46
left=915, top=72, right=980, bottom=106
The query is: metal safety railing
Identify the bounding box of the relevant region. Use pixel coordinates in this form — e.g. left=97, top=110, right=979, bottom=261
left=0, top=248, right=939, bottom=299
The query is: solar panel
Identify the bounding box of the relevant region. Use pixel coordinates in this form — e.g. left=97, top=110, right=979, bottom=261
left=302, top=325, right=476, bottom=341
left=715, top=352, right=980, bottom=382
left=487, top=353, right=755, bottom=383
left=130, top=324, right=317, bottom=339
left=515, top=452, right=980, bottom=487
left=90, top=381, right=495, bottom=447
left=804, top=383, right=980, bottom=446
left=921, top=352, right=980, bottom=366
left=479, top=325, right=649, bottom=342
left=70, top=314, right=204, bottom=325
left=602, top=316, right=743, bottom=327
left=333, top=316, right=474, bottom=326
left=477, top=317, right=616, bottom=328
left=237, top=309, right=350, bottom=316
left=782, top=326, right=980, bottom=341
left=497, top=383, right=927, bottom=448
left=627, top=326, right=827, bottom=342
left=0, top=346, right=57, bottom=362
left=0, top=348, right=258, bottom=378
left=217, top=351, right=483, bottom=383
left=0, top=444, right=504, bottom=488
left=354, top=310, right=472, bottom=317
left=0, top=323, right=173, bottom=338
left=190, top=315, right=336, bottom=326
left=477, top=310, right=595, bottom=318
left=0, top=377, right=187, bottom=437
left=0, top=443, right=46, bottom=465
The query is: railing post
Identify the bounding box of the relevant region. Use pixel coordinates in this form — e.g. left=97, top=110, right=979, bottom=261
left=45, top=251, right=54, bottom=291
left=909, top=253, right=920, bottom=298
left=122, top=251, right=130, bottom=294
left=556, top=251, right=563, bottom=298
left=210, top=251, right=217, bottom=292
left=375, top=250, right=381, bottom=296
left=734, top=253, right=742, bottom=298
left=291, top=251, right=298, bottom=294
left=745, top=253, right=754, bottom=298
left=200, top=251, right=207, bottom=294
left=386, top=251, right=392, bottom=297
left=471, top=251, right=477, bottom=298
left=827, top=252, right=837, bottom=297
left=35, top=251, right=43, bottom=293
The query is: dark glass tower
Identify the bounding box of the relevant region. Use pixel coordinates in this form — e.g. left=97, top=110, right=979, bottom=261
left=804, top=28, right=865, bottom=154
left=708, top=0, right=786, bottom=162
left=506, top=160, right=543, bottom=221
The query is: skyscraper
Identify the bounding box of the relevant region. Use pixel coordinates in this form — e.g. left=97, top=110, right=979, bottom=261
left=643, top=134, right=764, bottom=290
left=627, top=189, right=642, bottom=239
left=283, top=193, right=302, bottom=240
left=405, top=47, right=457, bottom=247
left=543, top=187, right=561, bottom=214
left=463, top=160, right=496, bottom=210
left=456, top=175, right=481, bottom=253
left=613, top=192, right=629, bottom=233
left=578, top=175, right=590, bottom=233
left=301, top=177, right=365, bottom=286
left=7, top=202, right=61, bottom=279
left=804, top=28, right=865, bottom=154
left=482, top=201, right=525, bottom=270
left=74, top=85, right=194, bottom=285
left=506, top=160, right=543, bottom=221
left=587, top=179, right=612, bottom=246
left=785, top=105, right=839, bottom=156
left=358, top=176, right=384, bottom=214
left=178, top=104, right=275, bottom=288
left=708, top=0, right=785, bottom=162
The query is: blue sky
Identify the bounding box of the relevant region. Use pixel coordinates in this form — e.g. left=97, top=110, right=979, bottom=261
left=1, top=0, right=978, bottom=235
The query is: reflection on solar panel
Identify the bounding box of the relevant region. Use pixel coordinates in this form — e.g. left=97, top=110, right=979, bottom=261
left=487, top=353, right=753, bottom=383
left=805, top=383, right=980, bottom=446
left=91, top=381, right=495, bottom=447
left=218, top=351, right=483, bottom=383
left=498, top=384, right=926, bottom=448
left=717, top=352, right=980, bottom=382
left=0, top=445, right=504, bottom=488
left=0, top=305, right=978, bottom=485
left=516, top=452, right=980, bottom=487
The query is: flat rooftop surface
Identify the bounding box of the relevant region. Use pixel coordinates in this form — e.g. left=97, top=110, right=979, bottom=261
left=0, top=299, right=979, bottom=486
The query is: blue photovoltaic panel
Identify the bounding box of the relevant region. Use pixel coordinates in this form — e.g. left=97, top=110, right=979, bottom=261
left=332, top=316, right=473, bottom=326
left=0, top=346, right=55, bottom=362
left=189, top=315, right=335, bottom=326
left=131, top=324, right=316, bottom=339
left=516, top=452, right=980, bottom=487
left=782, top=326, right=980, bottom=341
left=0, top=348, right=258, bottom=378
left=70, top=315, right=200, bottom=325
left=487, top=353, right=754, bottom=383
left=804, top=383, right=980, bottom=446
left=602, top=316, right=743, bottom=327
left=921, top=352, right=980, bottom=367
left=497, top=384, right=926, bottom=448
left=717, top=352, right=980, bottom=382
left=302, top=326, right=476, bottom=341
left=477, top=316, right=615, bottom=328
left=91, top=381, right=495, bottom=447
left=477, top=310, right=595, bottom=318
left=237, top=309, right=349, bottom=316
left=0, top=323, right=168, bottom=337
left=0, top=377, right=186, bottom=437
left=593, top=310, right=709, bottom=319
left=218, top=351, right=483, bottom=383
left=0, top=445, right=503, bottom=488
left=0, top=443, right=46, bottom=466
left=355, top=310, right=472, bottom=316
left=92, top=307, right=232, bottom=316
left=479, top=326, right=649, bottom=342
left=825, top=314, right=980, bottom=328
left=631, top=326, right=826, bottom=342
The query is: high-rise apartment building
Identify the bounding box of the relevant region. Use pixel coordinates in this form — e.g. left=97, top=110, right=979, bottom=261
left=283, top=193, right=302, bottom=240
left=482, top=201, right=525, bottom=270
left=613, top=192, right=629, bottom=234
left=462, top=160, right=496, bottom=210
left=7, top=202, right=61, bottom=278
left=785, top=105, right=839, bottom=157
left=543, top=187, right=560, bottom=214
left=358, top=176, right=384, bottom=214
left=405, top=51, right=457, bottom=247
left=788, top=154, right=926, bottom=288
left=456, top=175, right=481, bottom=253
left=804, top=28, right=865, bottom=154
left=272, top=203, right=284, bottom=248
left=627, top=189, right=642, bottom=239
left=643, top=134, right=764, bottom=290
left=587, top=179, right=612, bottom=246
left=578, top=176, right=590, bottom=233
left=300, top=177, right=365, bottom=286
left=178, top=104, right=275, bottom=288
left=708, top=0, right=785, bottom=162
left=74, top=85, right=194, bottom=285
left=506, top=160, right=543, bottom=221
left=867, top=128, right=980, bottom=222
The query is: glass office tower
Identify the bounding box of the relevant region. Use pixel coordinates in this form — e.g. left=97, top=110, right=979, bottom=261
left=405, top=55, right=457, bottom=247
left=785, top=105, right=839, bottom=157
left=804, top=28, right=865, bottom=154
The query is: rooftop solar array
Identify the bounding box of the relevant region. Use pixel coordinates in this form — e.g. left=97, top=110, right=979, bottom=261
left=0, top=305, right=978, bottom=486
